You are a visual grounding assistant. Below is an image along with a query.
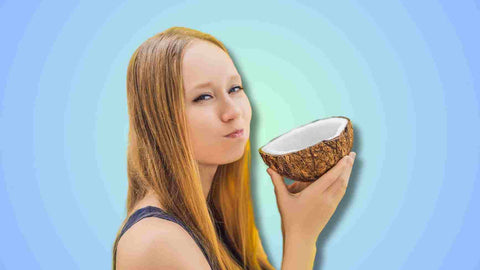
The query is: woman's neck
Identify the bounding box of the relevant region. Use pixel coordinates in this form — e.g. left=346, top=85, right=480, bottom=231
left=131, top=190, right=164, bottom=213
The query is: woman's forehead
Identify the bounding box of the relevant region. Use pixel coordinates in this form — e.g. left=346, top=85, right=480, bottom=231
left=183, top=41, right=232, bottom=71
left=182, top=41, right=240, bottom=89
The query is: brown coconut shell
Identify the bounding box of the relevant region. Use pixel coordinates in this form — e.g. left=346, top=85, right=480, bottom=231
left=258, top=116, right=354, bottom=182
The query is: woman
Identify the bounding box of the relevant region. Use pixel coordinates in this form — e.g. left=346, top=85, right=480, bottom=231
left=112, top=26, right=356, bottom=270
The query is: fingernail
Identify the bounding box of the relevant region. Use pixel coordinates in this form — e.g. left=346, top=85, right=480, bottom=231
left=352, top=152, right=356, bottom=159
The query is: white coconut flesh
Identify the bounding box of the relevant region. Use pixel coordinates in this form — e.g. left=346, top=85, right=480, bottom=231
left=261, top=117, right=348, bottom=155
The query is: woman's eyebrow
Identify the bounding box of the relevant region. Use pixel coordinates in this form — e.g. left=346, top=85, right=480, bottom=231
left=192, top=74, right=240, bottom=90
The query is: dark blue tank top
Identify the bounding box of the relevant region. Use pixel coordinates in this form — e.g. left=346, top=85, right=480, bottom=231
left=118, top=206, right=245, bottom=270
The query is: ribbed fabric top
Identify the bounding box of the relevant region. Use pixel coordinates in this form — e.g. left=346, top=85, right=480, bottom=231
left=116, top=206, right=245, bottom=270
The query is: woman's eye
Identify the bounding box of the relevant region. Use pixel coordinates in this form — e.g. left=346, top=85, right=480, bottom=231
left=193, top=94, right=212, bottom=102
left=229, top=86, right=244, bottom=95
left=193, top=86, right=244, bottom=102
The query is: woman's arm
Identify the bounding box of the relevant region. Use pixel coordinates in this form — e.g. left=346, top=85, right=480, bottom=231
left=268, top=153, right=357, bottom=270
left=281, top=233, right=317, bottom=270
left=116, top=218, right=212, bottom=270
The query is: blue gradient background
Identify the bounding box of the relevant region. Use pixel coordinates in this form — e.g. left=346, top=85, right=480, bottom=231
left=1, top=0, right=479, bottom=269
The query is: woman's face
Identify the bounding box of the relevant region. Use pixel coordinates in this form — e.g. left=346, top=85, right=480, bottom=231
left=182, top=40, right=251, bottom=165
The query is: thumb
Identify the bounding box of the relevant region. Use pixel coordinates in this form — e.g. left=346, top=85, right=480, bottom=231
left=267, top=168, right=289, bottom=197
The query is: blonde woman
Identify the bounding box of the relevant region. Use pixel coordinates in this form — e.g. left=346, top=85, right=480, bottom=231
left=112, top=26, right=356, bottom=270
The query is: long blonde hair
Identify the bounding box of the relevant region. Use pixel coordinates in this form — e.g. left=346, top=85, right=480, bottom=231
left=112, top=26, right=275, bottom=270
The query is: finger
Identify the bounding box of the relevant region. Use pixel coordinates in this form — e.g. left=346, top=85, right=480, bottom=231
left=267, top=167, right=289, bottom=198
left=325, top=154, right=355, bottom=195
left=305, top=152, right=356, bottom=195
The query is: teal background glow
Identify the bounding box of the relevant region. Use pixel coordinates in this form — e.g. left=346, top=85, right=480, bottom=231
left=1, top=0, right=479, bottom=269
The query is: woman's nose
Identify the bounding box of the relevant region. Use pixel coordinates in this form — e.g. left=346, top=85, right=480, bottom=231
left=221, top=99, right=242, bottom=121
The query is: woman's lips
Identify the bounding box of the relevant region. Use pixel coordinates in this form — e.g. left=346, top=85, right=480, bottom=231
left=224, top=129, right=244, bottom=138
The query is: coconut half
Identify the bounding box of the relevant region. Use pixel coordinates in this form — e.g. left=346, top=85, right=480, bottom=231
left=258, top=116, right=354, bottom=182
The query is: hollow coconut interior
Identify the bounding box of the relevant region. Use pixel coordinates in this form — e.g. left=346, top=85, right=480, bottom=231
left=261, top=117, right=348, bottom=155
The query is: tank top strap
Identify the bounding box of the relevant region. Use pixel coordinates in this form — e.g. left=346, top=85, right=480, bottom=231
left=118, top=206, right=214, bottom=269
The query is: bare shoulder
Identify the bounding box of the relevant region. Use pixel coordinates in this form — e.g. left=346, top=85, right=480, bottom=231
left=116, top=217, right=212, bottom=270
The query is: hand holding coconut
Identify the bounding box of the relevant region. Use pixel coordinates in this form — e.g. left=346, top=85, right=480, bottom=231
left=259, top=116, right=355, bottom=269
left=267, top=151, right=356, bottom=241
